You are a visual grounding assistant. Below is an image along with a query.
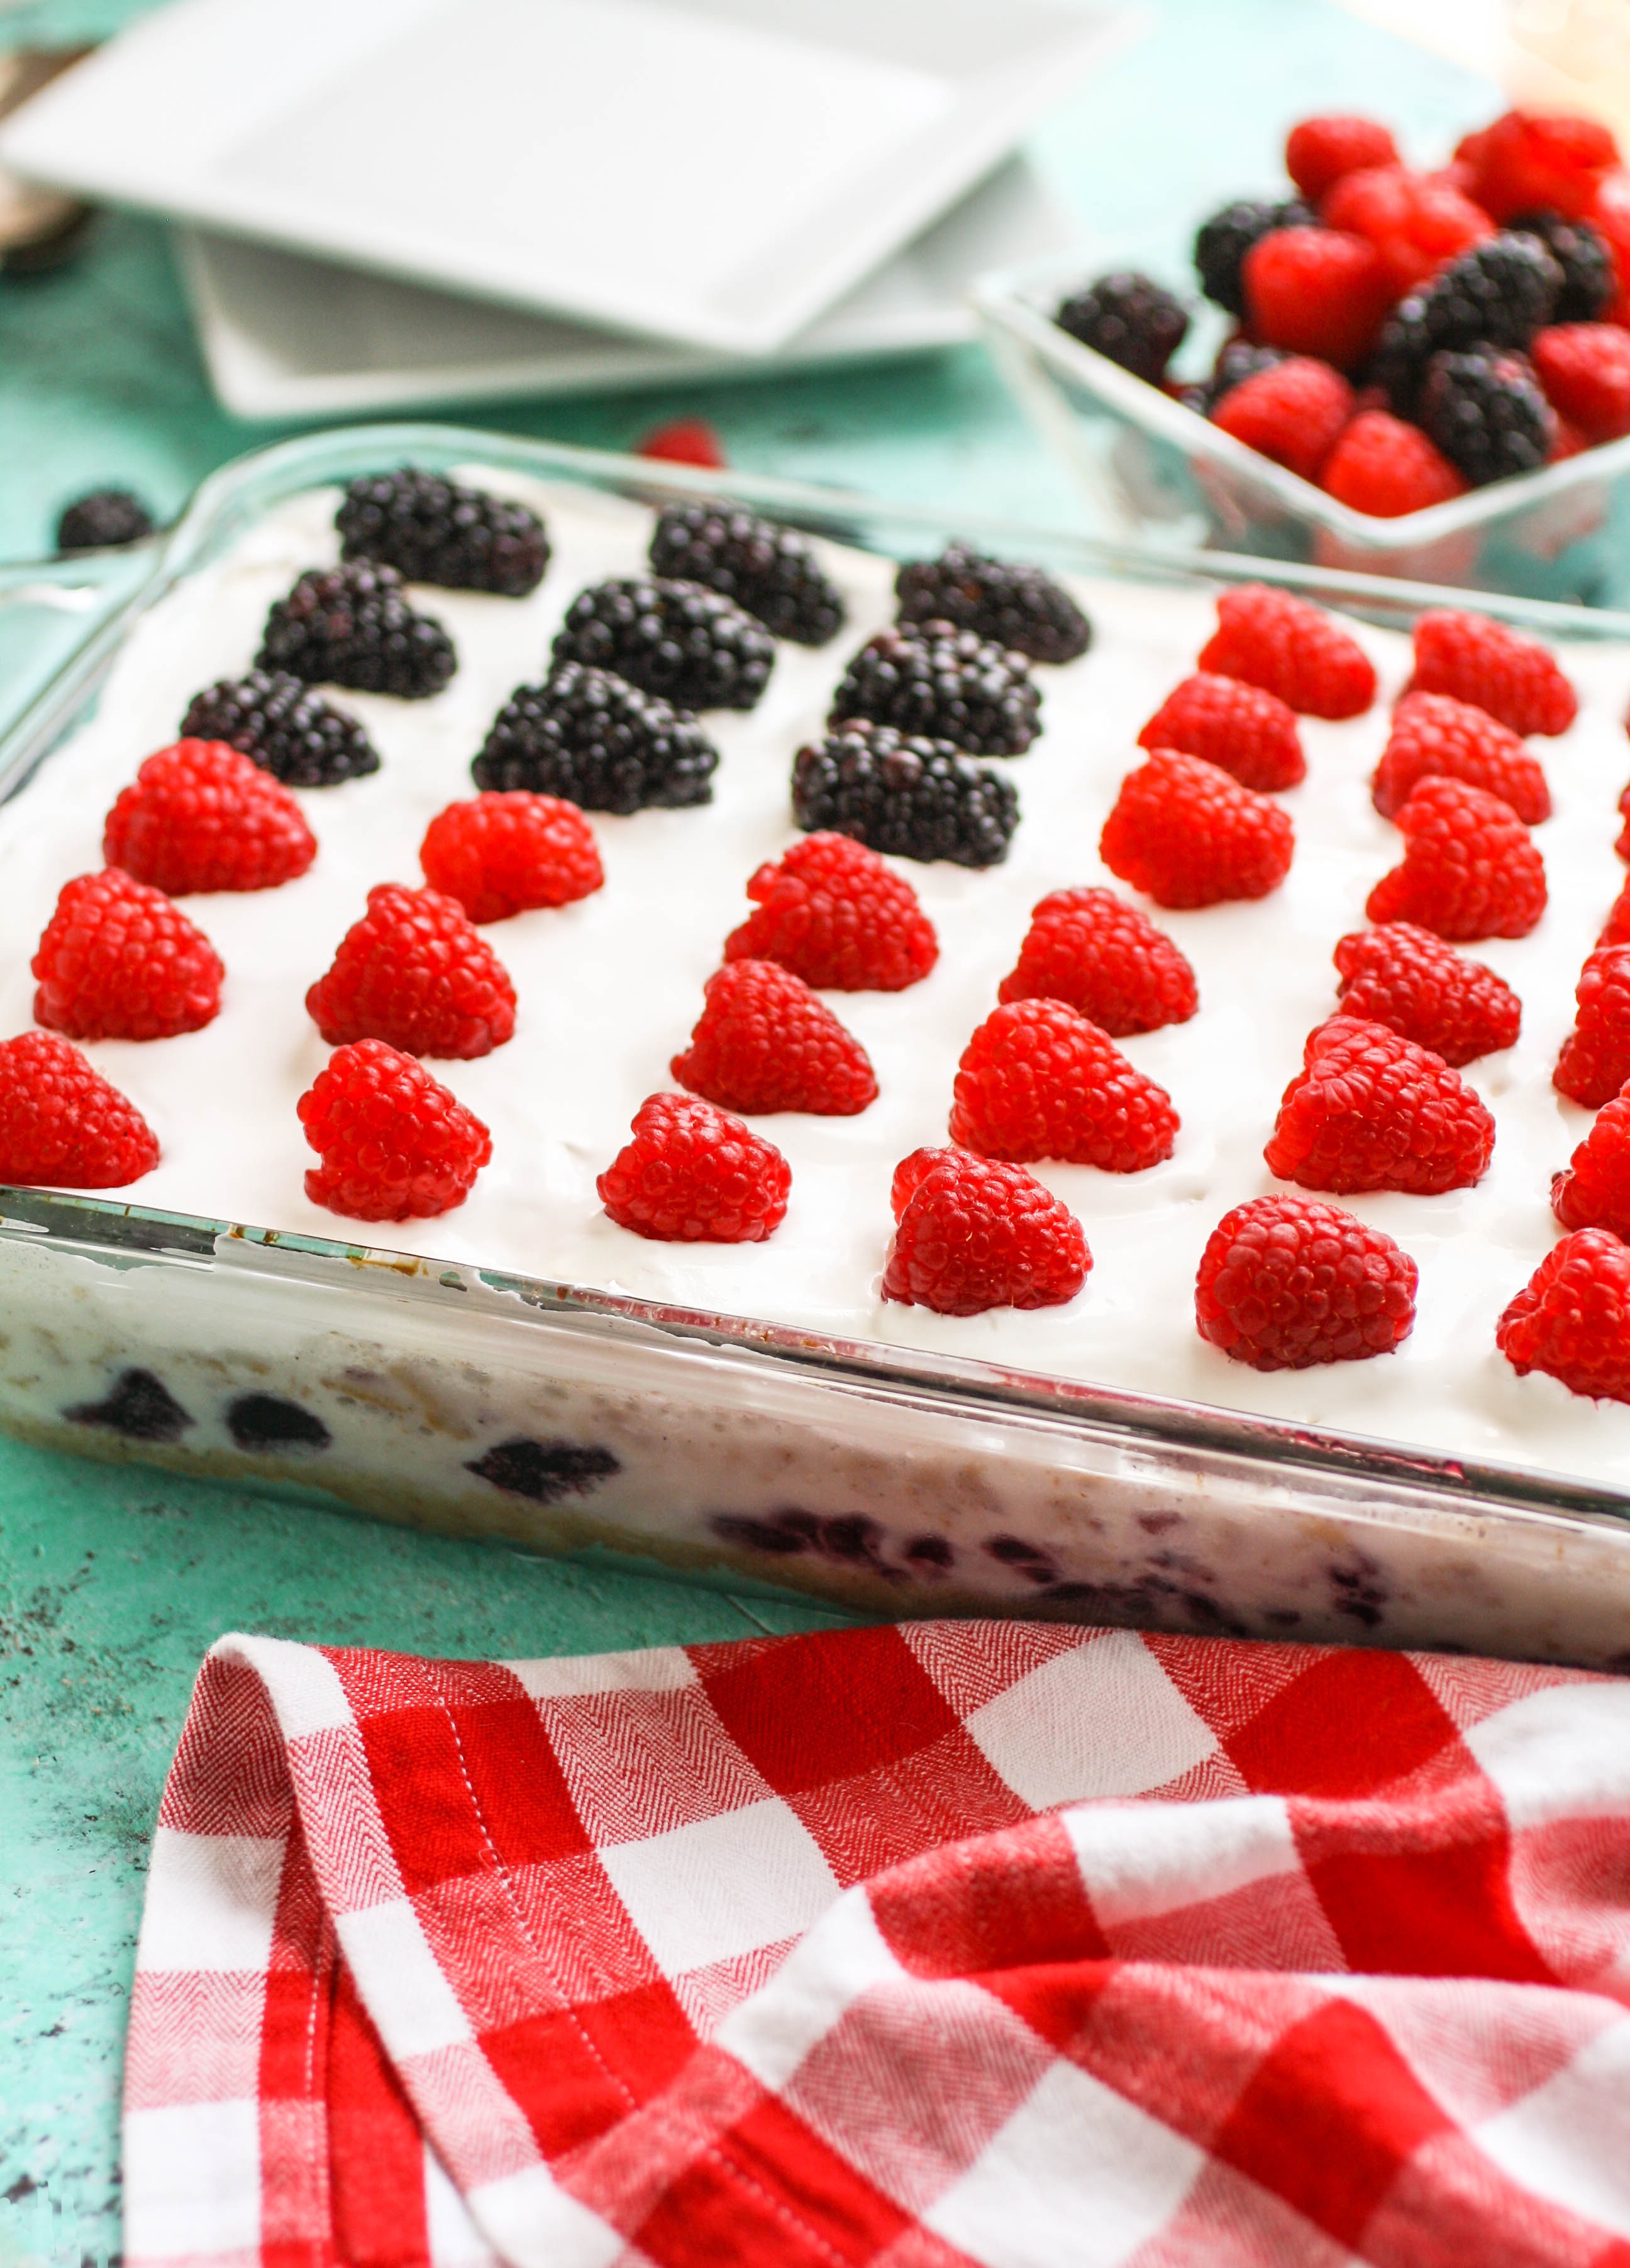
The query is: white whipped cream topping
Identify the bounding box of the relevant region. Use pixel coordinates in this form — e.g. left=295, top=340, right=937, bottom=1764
left=4, top=472, right=1630, bottom=1488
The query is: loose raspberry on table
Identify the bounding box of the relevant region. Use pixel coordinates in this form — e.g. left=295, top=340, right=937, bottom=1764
left=102, top=739, right=316, bottom=895
left=1286, top=114, right=1400, bottom=204
left=1555, top=944, right=1630, bottom=1107
left=882, top=1146, right=1089, bottom=1316
left=1198, top=584, right=1377, bottom=718
left=1531, top=322, right=1630, bottom=441
left=637, top=418, right=727, bottom=468
left=419, top=794, right=602, bottom=923
left=1366, top=776, right=1546, bottom=939
left=1195, top=1193, right=1418, bottom=1370
left=997, top=885, right=1197, bottom=1036
left=948, top=999, right=1177, bottom=1172
left=1456, top=110, right=1619, bottom=224
left=0, top=1030, right=158, bottom=1188
left=723, top=833, right=937, bottom=992
left=1264, top=1014, right=1495, bottom=1195
left=1553, top=1086, right=1630, bottom=1241
left=298, top=1039, right=491, bottom=1222
left=1497, top=1227, right=1630, bottom=1403
left=1320, top=163, right=1494, bottom=296
left=1242, top=226, right=1394, bottom=368
left=1372, top=690, right=1551, bottom=824
left=1100, top=749, right=1294, bottom=909
left=1209, top=357, right=1354, bottom=482
left=597, top=1092, right=790, bottom=1242
left=670, top=960, right=877, bottom=1115
left=306, top=883, right=516, bottom=1059
left=1136, top=672, right=1304, bottom=791
left=33, top=870, right=223, bottom=1042
left=1407, top=607, right=1578, bottom=735
left=1333, top=923, right=1521, bottom=1065
left=1319, top=411, right=1469, bottom=517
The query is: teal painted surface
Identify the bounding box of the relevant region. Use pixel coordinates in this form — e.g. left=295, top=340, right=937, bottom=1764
left=0, top=4, right=1500, bottom=2260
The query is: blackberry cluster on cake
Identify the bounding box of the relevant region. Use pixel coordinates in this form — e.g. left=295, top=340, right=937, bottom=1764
left=336, top=469, right=550, bottom=595
left=829, top=622, right=1040, bottom=757
left=257, top=563, right=457, bottom=700
left=180, top=670, right=380, bottom=787
left=550, top=577, right=773, bottom=711
left=791, top=722, right=1019, bottom=868
left=472, top=663, right=719, bottom=813
left=894, top=545, right=1091, bottom=665
left=648, top=504, right=844, bottom=645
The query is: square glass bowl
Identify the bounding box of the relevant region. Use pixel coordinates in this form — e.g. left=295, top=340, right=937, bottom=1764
left=974, top=241, right=1630, bottom=608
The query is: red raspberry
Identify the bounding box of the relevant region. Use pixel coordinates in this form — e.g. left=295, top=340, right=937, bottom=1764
left=1099, top=750, right=1294, bottom=910
left=32, top=870, right=223, bottom=1042
left=0, top=1030, right=158, bottom=1188
left=1265, top=1014, right=1495, bottom=1195
left=948, top=1000, right=1178, bottom=1173
left=1195, top=1193, right=1417, bottom=1370
left=882, top=1146, right=1089, bottom=1316
left=1531, top=323, right=1630, bottom=442
left=671, top=960, right=876, bottom=1115
left=1320, top=165, right=1494, bottom=295
left=1137, top=672, right=1304, bottom=792
left=1497, top=1228, right=1630, bottom=1403
left=723, top=833, right=936, bottom=992
left=1319, top=410, right=1469, bottom=517
left=1199, top=584, right=1377, bottom=718
left=997, top=885, right=1197, bottom=1036
left=1286, top=114, right=1399, bottom=203
left=597, top=1092, right=790, bottom=1242
left=1366, top=777, right=1546, bottom=940
left=1601, top=875, right=1630, bottom=944
left=103, top=739, right=316, bottom=896
left=1407, top=608, right=1578, bottom=736
left=1333, top=923, right=1521, bottom=1066
left=1456, top=109, right=1618, bottom=223
left=1210, top=357, right=1353, bottom=481
left=1553, top=1085, right=1630, bottom=1240
left=1372, top=691, right=1550, bottom=824
left=636, top=417, right=727, bottom=468
left=298, top=1039, right=491, bottom=1222
left=306, top=883, right=516, bottom=1059
left=419, top=792, right=603, bottom=922
left=1242, top=226, right=1394, bottom=369
left=1555, top=944, right=1630, bottom=1107
left=1588, top=169, right=1630, bottom=326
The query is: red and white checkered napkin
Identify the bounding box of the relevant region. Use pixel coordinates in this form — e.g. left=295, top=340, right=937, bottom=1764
left=125, top=1621, right=1630, bottom=2268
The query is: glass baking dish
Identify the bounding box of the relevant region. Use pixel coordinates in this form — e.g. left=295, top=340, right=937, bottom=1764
left=5, top=419, right=1630, bottom=1668
left=973, top=241, right=1630, bottom=610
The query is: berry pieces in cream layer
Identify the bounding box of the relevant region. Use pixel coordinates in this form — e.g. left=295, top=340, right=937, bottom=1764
left=4, top=470, right=1630, bottom=1516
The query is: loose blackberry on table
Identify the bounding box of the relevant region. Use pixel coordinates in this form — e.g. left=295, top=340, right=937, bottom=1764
left=894, top=544, right=1090, bottom=665
left=550, top=575, right=773, bottom=711
left=55, top=488, right=153, bottom=551
left=791, top=721, right=1019, bottom=868
left=335, top=468, right=550, bottom=596
left=828, top=621, right=1040, bottom=757
left=1193, top=197, right=1314, bottom=318
left=257, top=561, right=457, bottom=699
left=180, top=670, right=380, bottom=787
left=648, top=503, right=844, bottom=645
left=472, top=663, right=718, bottom=813
left=1053, top=272, right=1188, bottom=382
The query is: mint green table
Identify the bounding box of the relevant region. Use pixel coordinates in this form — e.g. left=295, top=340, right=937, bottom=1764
left=0, top=6, right=1500, bottom=2259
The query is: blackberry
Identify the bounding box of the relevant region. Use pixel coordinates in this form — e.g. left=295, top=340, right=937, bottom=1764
left=648, top=503, right=844, bottom=645
left=828, top=621, right=1040, bottom=757
left=1507, top=209, right=1615, bottom=323
left=1419, top=347, right=1555, bottom=486
left=256, top=562, right=457, bottom=700
left=550, top=576, right=773, bottom=711
left=1194, top=198, right=1314, bottom=318
left=791, top=721, right=1019, bottom=868
left=336, top=468, right=549, bottom=595
left=1372, top=231, right=1563, bottom=412
left=180, top=670, right=380, bottom=787
left=56, top=488, right=153, bottom=551
left=472, top=663, right=718, bottom=814
left=1053, top=271, right=1189, bottom=383
left=894, top=545, right=1090, bottom=665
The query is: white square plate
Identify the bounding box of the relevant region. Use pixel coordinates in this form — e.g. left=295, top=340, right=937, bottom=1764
left=0, top=0, right=1125, bottom=354
left=177, top=155, right=1079, bottom=420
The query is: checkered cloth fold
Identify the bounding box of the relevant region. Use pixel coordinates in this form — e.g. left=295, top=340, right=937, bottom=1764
left=125, top=1620, right=1630, bottom=2268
